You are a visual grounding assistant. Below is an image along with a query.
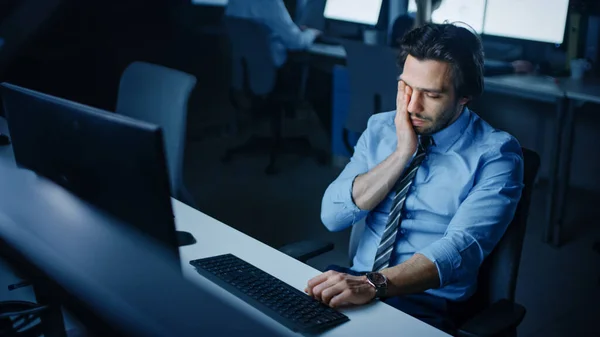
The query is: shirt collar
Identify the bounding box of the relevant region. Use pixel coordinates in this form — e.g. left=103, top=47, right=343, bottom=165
left=429, top=107, right=471, bottom=153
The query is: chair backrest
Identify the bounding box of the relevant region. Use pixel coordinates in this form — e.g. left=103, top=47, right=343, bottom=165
left=341, top=39, right=398, bottom=135
left=224, top=16, right=278, bottom=96
left=115, top=61, right=197, bottom=198
left=468, top=147, right=540, bottom=311
left=348, top=147, right=540, bottom=309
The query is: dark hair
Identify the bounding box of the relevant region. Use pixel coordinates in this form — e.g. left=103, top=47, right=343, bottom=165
left=397, top=23, right=484, bottom=100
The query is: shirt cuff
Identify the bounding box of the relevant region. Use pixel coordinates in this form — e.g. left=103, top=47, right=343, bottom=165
left=416, top=238, right=462, bottom=287
left=331, top=175, right=367, bottom=222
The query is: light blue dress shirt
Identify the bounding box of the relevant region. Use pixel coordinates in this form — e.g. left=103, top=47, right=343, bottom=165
left=225, top=0, right=319, bottom=67
left=321, top=108, right=524, bottom=301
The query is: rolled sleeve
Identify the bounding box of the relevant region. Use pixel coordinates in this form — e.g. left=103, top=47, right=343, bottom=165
left=321, top=127, right=371, bottom=232
left=321, top=174, right=369, bottom=232
left=416, top=138, right=524, bottom=288
left=417, top=237, right=463, bottom=287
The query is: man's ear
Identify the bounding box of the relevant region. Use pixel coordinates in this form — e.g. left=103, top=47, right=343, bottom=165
left=459, top=96, right=470, bottom=106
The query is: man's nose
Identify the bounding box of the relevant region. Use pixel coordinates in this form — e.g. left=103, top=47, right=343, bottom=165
left=408, top=91, right=424, bottom=113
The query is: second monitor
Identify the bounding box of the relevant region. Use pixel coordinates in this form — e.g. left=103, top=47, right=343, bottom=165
left=408, top=0, right=485, bottom=33
left=324, top=0, right=384, bottom=26
left=483, top=0, right=569, bottom=44
left=407, top=0, right=569, bottom=44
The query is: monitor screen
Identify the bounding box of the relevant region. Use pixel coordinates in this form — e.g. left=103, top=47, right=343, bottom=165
left=483, top=0, right=569, bottom=44
left=324, top=0, right=384, bottom=26
left=407, top=0, right=485, bottom=33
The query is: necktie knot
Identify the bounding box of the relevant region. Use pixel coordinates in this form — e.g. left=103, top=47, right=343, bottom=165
left=419, top=135, right=433, bottom=152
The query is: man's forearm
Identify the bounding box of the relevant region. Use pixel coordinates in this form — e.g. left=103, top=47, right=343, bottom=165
left=380, top=254, right=440, bottom=297
left=352, top=150, right=413, bottom=211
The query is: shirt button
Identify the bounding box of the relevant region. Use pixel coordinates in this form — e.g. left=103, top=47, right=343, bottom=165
left=400, top=229, right=407, bottom=235
left=405, top=212, right=412, bottom=219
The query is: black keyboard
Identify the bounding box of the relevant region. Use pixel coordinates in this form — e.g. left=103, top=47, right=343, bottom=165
left=189, top=254, right=350, bottom=334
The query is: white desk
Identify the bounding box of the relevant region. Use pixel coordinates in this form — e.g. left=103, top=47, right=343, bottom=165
left=562, top=78, right=600, bottom=104
left=308, top=43, right=346, bottom=60
left=175, top=201, right=450, bottom=336
left=0, top=116, right=449, bottom=336
left=484, top=75, right=565, bottom=102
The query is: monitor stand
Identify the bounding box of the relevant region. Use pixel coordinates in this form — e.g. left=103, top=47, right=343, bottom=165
left=176, top=230, right=196, bottom=247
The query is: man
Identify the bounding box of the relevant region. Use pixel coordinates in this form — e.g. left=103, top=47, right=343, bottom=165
left=225, top=0, right=321, bottom=68
left=390, top=0, right=533, bottom=75
left=305, top=23, right=524, bottom=334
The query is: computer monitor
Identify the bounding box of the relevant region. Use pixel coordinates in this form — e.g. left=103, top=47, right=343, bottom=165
left=0, top=82, right=189, bottom=262
left=323, top=0, right=384, bottom=26
left=407, top=0, right=485, bottom=33
left=0, top=163, right=283, bottom=337
left=482, top=0, right=569, bottom=44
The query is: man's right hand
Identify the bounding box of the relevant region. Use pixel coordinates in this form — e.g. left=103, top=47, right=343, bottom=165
left=342, top=81, right=418, bottom=212
left=395, top=81, right=418, bottom=156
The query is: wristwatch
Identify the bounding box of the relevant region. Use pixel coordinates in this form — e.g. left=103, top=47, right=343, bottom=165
left=365, top=272, right=388, bottom=298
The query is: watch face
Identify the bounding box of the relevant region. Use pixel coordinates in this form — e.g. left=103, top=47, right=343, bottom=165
left=368, top=272, right=386, bottom=286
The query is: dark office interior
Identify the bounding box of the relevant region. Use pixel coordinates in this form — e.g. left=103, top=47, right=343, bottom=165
left=1, top=0, right=599, bottom=336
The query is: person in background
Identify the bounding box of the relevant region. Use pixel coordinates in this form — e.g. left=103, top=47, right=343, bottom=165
left=226, top=0, right=334, bottom=139
left=225, top=0, right=322, bottom=69
left=390, top=0, right=533, bottom=75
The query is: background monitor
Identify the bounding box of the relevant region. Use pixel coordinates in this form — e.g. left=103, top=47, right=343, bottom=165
left=323, top=0, right=384, bottom=26
left=407, top=0, right=485, bottom=33
left=483, top=0, right=569, bottom=44
left=1, top=82, right=185, bottom=262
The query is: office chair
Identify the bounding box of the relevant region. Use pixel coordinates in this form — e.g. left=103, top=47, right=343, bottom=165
left=340, top=39, right=398, bottom=154
left=222, top=17, right=327, bottom=175
left=282, top=147, right=540, bottom=337
left=116, top=61, right=198, bottom=207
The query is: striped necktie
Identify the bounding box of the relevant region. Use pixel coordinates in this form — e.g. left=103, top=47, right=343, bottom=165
left=372, top=136, right=432, bottom=272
